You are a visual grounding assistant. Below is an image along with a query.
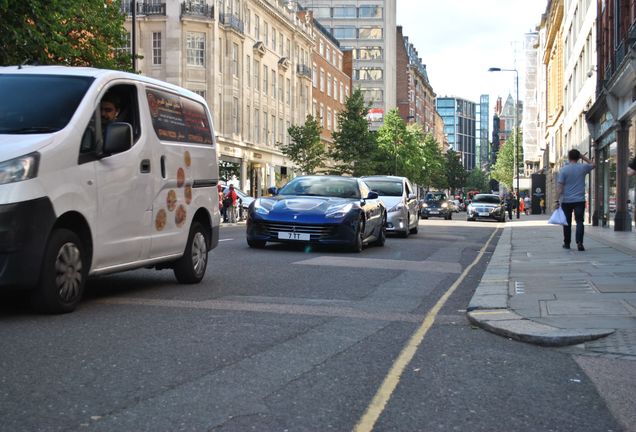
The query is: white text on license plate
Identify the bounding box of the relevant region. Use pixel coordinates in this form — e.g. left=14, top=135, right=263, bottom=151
left=278, top=232, right=310, bottom=241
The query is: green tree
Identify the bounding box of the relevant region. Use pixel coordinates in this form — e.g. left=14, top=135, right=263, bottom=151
left=282, top=115, right=324, bottom=174
left=375, top=109, right=413, bottom=176
left=419, top=132, right=447, bottom=190
left=329, top=88, right=376, bottom=176
left=445, top=149, right=467, bottom=194
left=491, top=131, right=523, bottom=190
left=0, top=0, right=134, bottom=70
left=465, top=169, right=491, bottom=192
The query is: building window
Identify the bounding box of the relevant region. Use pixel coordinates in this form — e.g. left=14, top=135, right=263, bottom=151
left=279, top=74, right=283, bottom=102
left=246, top=55, right=251, bottom=87
left=271, top=69, right=276, bottom=99
left=355, top=68, right=383, bottom=80
left=332, top=27, right=356, bottom=39
left=186, top=32, right=205, bottom=66
left=254, top=59, right=260, bottom=91
left=327, top=108, right=332, bottom=130
left=286, top=78, right=291, bottom=105
left=254, top=109, right=260, bottom=142
left=340, top=82, right=344, bottom=103
left=152, top=32, right=162, bottom=65
left=320, top=69, right=325, bottom=92
left=320, top=104, right=325, bottom=127
left=355, top=47, right=383, bottom=60
left=255, top=14, right=260, bottom=40
left=271, top=114, right=276, bottom=145
left=264, top=22, right=269, bottom=47
left=358, top=27, right=383, bottom=39
left=263, top=64, right=268, bottom=95
left=312, top=65, right=318, bottom=87
left=358, top=5, right=382, bottom=18
left=263, top=111, right=268, bottom=145
left=231, top=42, right=239, bottom=76
left=332, top=6, right=356, bottom=18
left=327, top=74, right=332, bottom=97
left=232, top=97, right=239, bottom=134
left=122, top=32, right=132, bottom=55
left=246, top=103, right=251, bottom=140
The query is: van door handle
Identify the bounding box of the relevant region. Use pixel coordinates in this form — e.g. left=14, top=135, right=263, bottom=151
left=160, top=155, right=166, bottom=178
left=140, top=159, right=151, bottom=173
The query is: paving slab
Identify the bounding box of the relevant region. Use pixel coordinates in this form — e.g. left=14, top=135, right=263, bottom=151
left=467, top=216, right=636, bottom=355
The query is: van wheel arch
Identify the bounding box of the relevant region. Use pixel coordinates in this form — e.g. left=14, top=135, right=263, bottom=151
left=51, top=212, right=93, bottom=270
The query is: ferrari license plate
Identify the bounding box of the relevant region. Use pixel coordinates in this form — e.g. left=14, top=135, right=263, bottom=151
left=478, top=212, right=489, bottom=217
left=429, top=211, right=439, bottom=214
left=278, top=232, right=310, bottom=241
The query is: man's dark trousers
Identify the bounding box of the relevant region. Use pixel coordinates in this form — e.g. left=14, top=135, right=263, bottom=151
left=561, top=201, right=586, bottom=246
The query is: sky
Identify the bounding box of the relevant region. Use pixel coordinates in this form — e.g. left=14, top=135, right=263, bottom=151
left=396, top=0, right=548, bottom=109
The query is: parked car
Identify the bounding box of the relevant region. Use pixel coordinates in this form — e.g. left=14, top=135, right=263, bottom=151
left=466, top=194, right=506, bottom=222
left=222, top=185, right=254, bottom=220
left=246, top=175, right=387, bottom=252
left=420, top=192, right=452, bottom=220
left=361, top=175, right=419, bottom=237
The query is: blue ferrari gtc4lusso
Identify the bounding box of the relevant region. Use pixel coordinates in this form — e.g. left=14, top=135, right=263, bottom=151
left=246, top=175, right=387, bottom=252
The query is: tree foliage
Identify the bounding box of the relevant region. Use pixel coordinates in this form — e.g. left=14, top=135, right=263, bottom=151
left=491, top=131, right=523, bottom=190
left=445, top=149, right=467, bottom=194
left=0, top=0, right=134, bottom=70
left=329, top=88, right=376, bottom=176
left=465, top=169, right=491, bottom=192
left=418, top=132, right=447, bottom=190
left=282, top=115, right=324, bottom=174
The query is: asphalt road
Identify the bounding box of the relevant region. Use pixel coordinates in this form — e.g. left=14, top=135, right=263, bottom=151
left=0, top=219, right=628, bottom=431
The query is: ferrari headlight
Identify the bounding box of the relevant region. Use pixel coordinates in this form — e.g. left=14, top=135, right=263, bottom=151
left=0, top=152, right=40, bottom=185
left=253, top=199, right=272, bottom=215
left=388, top=202, right=405, bottom=213
left=326, top=202, right=353, bottom=218
left=420, top=203, right=428, bottom=208
left=441, top=202, right=448, bottom=208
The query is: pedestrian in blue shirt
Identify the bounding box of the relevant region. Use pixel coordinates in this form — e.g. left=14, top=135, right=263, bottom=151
left=555, top=149, right=595, bottom=251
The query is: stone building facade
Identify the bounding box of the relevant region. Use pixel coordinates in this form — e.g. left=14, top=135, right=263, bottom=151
left=123, top=0, right=350, bottom=196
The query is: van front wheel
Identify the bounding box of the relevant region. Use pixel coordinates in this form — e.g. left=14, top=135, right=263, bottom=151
left=174, top=221, right=209, bottom=284
left=32, top=229, right=87, bottom=314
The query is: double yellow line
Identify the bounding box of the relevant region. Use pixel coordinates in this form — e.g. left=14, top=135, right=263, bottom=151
left=353, top=228, right=499, bottom=431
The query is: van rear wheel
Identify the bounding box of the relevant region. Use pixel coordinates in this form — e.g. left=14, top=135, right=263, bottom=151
left=31, top=228, right=87, bottom=314
left=174, top=221, right=209, bottom=284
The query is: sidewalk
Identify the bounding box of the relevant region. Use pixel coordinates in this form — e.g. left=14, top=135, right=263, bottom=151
left=467, top=213, right=636, bottom=359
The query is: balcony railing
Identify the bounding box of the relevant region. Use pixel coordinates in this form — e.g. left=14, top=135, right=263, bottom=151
left=181, top=1, right=213, bottom=19
left=219, top=13, right=244, bottom=34
left=121, top=2, right=166, bottom=16
left=297, top=64, right=312, bottom=79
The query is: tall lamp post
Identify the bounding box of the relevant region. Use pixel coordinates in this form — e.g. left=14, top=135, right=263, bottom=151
left=488, top=67, right=520, bottom=218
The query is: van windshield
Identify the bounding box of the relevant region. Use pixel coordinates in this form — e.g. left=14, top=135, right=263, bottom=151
left=0, top=74, right=94, bottom=134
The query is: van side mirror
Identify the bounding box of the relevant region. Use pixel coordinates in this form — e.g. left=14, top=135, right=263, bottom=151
left=102, top=122, right=133, bottom=156
left=408, top=193, right=417, bottom=200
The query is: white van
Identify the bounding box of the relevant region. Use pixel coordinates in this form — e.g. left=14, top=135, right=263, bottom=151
left=0, top=66, right=220, bottom=313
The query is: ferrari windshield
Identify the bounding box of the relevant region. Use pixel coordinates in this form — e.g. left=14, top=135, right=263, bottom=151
left=278, top=176, right=361, bottom=199
left=0, top=74, right=94, bottom=134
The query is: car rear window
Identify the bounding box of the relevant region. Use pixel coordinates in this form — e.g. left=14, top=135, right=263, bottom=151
left=0, top=74, right=94, bottom=134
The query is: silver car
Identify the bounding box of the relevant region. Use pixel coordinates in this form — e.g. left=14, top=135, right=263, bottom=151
left=362, top=175, right=419, bottom=237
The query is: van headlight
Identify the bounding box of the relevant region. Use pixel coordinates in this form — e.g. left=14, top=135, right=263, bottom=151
left=0, top=152, right=40, bottom=185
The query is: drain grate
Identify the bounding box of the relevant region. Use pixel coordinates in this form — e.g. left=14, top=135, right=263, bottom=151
left=585, top=329, right=636, bottom=357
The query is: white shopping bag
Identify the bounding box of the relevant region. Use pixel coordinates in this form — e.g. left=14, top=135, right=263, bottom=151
left=548, top=207, right=568, bottom=226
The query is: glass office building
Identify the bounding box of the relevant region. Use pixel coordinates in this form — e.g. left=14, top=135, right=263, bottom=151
left=436, top=96, right=477, bottom=170
left=297, top=0, right=397, bottom=129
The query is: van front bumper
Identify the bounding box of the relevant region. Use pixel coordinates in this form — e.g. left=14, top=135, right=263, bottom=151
left=0, top=198, right=56, bottom=289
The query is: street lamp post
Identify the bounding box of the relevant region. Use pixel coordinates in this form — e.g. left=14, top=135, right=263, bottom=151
left=488, top=67, right=520, bottom=218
